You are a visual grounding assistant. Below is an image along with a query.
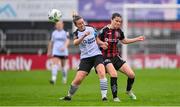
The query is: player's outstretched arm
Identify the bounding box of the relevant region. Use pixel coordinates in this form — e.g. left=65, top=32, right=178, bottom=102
left=121, top=36, right=145, bottom=44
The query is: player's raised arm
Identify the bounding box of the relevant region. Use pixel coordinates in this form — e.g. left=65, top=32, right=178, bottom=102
left=73, top=31, right=90, bottom=46
left=72, top=12, right=90, bottom=46
left=121, top=36, right=145, bottom=44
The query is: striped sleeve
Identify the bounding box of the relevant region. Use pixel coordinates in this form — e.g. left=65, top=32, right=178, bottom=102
left=98, top=28, right=105, bottom=39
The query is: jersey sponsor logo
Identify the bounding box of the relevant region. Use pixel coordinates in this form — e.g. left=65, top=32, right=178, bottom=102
left=104, top=59, right=111, bottom=63
left=105, top=38, right=118, bottom=42
left=82, top=40, right=87, bottom=46
left=82, top=37, right=96, bottom=45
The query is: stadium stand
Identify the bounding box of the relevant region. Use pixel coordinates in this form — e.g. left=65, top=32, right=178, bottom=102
left=0, top=22, right=79, bottom=54
left=4, top=29, right=49, bottom=54
left=0, top=21, right=179, bottom=55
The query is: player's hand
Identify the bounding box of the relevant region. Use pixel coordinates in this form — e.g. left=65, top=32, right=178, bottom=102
left=104, top=42, right=108, bottom=46
left=47, top=52, right=52, bottom=58
left=84, top=32, right=90, bottom=37
left=137, top=36, right=145, bottom=41
left=101, top=42, right=108, bottom=50
left=60, top=47, right=65, bottom=51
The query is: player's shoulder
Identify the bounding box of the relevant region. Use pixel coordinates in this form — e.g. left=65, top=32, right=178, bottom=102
left=73, top=25, right=95, bottom=35
left=118, top=28, right=123, bottom=33
left=85, top=25, right=94, bottom=28
left=61, top=29, right=65, bottom=32
left=85, top=25, right=99, bottom=33
left=60, top=30, right=69, bottom=38
left=52, top=30, right=57, bottom=36
left=52, top=29, right=66, bottom=35
left=103, top=25, right=110, bottom=31
left=85, top=25, right=95, bottom=31
left=73, top=29, right=79, bottom=36
left=99, top=25, right=109, bottom=34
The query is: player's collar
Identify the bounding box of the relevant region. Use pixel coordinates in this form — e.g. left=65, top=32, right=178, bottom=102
left=78, top=27, right=86, bottom=32
left=107, top=24, right=120, bottom=30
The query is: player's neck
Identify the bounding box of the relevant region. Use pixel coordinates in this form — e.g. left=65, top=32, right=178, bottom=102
left=108, top=24, right=115, bottom=29
left=78, top=27, right=85, bottom=32
left=108, top=24, right=120, bottom=30
left=57, top=28, right=63, bottom=31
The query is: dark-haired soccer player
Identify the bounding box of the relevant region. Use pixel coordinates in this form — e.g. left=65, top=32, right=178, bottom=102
left=60, top=13, right=108, bottom=101
left=98, top=13, right=145, bottom=100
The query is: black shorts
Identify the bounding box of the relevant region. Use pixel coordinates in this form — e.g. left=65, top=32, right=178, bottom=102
left=104, top=55, right=126, bottom=70
left=78, top=55, right=104, bottom=73
left=53, top=55, right=68, bottom=60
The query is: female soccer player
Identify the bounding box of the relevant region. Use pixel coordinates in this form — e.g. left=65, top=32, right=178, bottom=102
left=98, top=13, right=145, bottom=100
left=60, top=14, right=108, bottom=101
left=47, top=21, right=70, bottom=84
left=97, top=37, right=120, bottom=102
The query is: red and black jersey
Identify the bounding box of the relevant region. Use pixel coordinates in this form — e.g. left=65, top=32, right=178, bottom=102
left=98, top=26, right=125, bottom=58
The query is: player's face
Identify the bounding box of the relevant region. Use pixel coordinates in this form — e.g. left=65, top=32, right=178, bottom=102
left=75, top=18, right=85, bottom=31
left=55, top=21, right=64, bottom=30
left=111, top=17, right=123, bottom=29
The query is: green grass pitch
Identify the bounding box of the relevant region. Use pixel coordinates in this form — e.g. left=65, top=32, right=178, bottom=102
left=0, top=69, right=180, bottom=106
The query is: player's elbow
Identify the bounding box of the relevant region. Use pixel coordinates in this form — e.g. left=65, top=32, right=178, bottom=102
left=122, top=41, right=128, bottom=44
left=73, top=41, right=79, bottom=46
left=66, top=39, right=70, bottom=47
left=121, top=39, right=130, bottom=44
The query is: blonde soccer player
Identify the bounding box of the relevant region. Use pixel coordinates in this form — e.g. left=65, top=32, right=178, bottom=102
left=47, top=21, right=70, bottom=84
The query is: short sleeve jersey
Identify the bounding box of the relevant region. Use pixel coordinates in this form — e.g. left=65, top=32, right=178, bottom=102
left=51, top=29, right=69, bottom=56
left=98, top=26, right=125, bottom=58
left=73, top=26, right=102, bottom=59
